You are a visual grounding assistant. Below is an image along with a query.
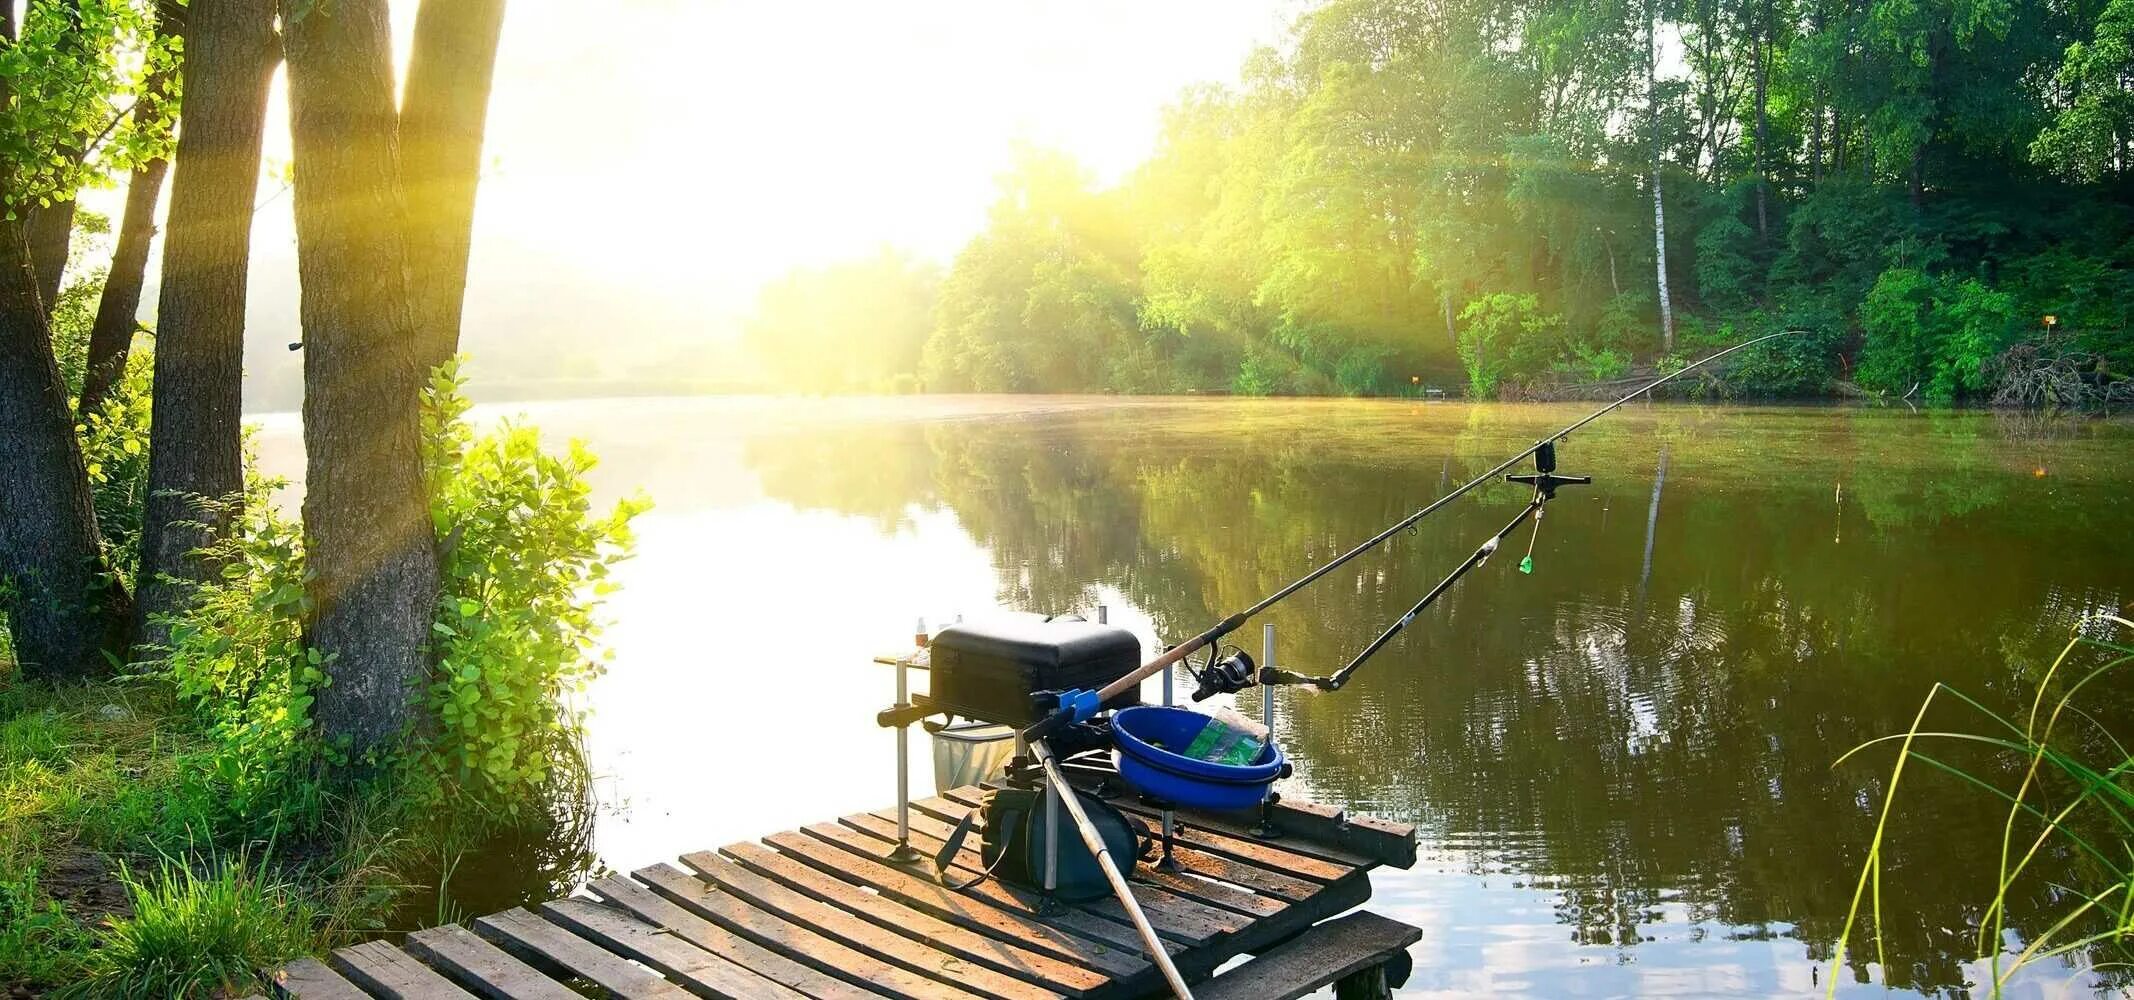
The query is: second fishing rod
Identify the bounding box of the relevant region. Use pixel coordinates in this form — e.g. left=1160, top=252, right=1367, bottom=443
left=1019, top=328, right=1800, bottom=742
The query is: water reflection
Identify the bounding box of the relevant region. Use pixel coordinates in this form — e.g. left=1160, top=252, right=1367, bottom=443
left=739, top=399, right=2134, bottom=997
left=257, top=397, right=2134, bottom=996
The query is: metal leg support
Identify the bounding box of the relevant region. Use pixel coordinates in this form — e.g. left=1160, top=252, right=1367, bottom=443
left=1252, top=623, right=1284, bottom=840
left=888, top=618, right=924, bottom=865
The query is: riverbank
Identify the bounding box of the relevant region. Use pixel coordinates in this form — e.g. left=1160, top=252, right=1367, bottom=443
left=0, top=676, right=363, bottom=993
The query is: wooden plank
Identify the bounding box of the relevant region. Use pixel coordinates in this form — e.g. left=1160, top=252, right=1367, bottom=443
left=909, top=792, right=1317, bottom=901
left=586, top=875, right=889, bottom=1000
left=632, top=862, right=990, bottom=1000
left=473, top=907, right=692, bottom=999
left=273, top=958, right=370, bottom=1000
left=717, top=840, right=1127, bottom=993
left=405, top=925, right=583, bottom=1000
left=944, top=788, right=1354, bottom=885
left=401, top=921, right=580, bottom=997
left=874, top=805, right=1290, bottom=917
left=680, top=849, right=1066, bottom=1000
left=819, top=815, right=1198, bottom=949
left=541, top=896, right=811, bottom=1000
left=1194, top=911, right=1421, bottom=1000
left=331, top=940, right=478, bottom=999
left=846, top=809, right=1248, bottom=945
left=950, top=781, right=1416, bottom=868
left=763, top=826, right=1168, bottom=959
left=1162, top=799, right=1412, bottom=871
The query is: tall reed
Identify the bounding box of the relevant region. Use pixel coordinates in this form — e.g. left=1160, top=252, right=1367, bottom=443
left=1831, top=614, right=2134, bottom=996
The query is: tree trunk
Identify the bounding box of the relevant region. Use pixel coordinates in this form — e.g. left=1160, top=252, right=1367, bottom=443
left=79, top=1, right=184, bottom=419
left=0, top=1, right=129, bottom=680
left=77, top=161, right=166, bottom=418
left=1807, top=2, right=1827, bottom=182
left=1441, top=290, right=1458, bottom=352
left=0, top=218, right=132, bottom=679
left=400, top=0, right=506, bottom=376
left=1752, top=2, right=1770, bottom=242
left=25, top=200, right=77, bottom=321
left=1649, top=0, right=1675, bottom=353
left=284, top=0, right=440, bottom=756
left=134, top=0, right=277, bottom=654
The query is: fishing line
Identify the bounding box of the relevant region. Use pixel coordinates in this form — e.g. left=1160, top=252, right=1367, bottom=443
left=1020, top=329, right=1802, bottom=743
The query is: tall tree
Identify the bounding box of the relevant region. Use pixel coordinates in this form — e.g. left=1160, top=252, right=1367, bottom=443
left=1649, top=0, right=1676, bottom=352
left=78, top=0, right=184, bottom=418
left=400, top=0, right=506, bottom=376
left=283, top=0, right=441, bottom=755
left=23, top=0, right=87, bottom=321
left=0, top=5, right=132, bottom=679
left=134, top=0, right=278, bottom=652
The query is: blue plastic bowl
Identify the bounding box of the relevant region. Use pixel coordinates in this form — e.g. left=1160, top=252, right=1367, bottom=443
left=1111, top=706, right=1284, bottom=811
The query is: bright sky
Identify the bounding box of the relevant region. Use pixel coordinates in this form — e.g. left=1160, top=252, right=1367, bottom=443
left=98, top=0, right=1296, bottom=403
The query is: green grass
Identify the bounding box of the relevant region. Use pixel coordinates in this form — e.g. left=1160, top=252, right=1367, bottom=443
left=0, top=677, right=356, bottom=995
left=1831, top=613, right=2134, bottom=997
left=67, top=856, right=321, bottom=999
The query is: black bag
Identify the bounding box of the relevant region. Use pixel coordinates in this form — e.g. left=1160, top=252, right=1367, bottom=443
left=935, top=785, right=1149, bottom=902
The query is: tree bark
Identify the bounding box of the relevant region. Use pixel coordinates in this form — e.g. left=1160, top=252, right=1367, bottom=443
left=25, top=200, right=77, bottom=321
left=0, top=219, right=134, bottom=679
left=1649, top=0, right=1675, bottom=353
left=401, top=0, right=506, bottom=376
left=134, top=0, right=277, bottom=654
left=77, top=160, right=166, bottom=418
left=0, top=1, right=130, bottom=680
left=79, top=1, right=185, bottom=419
left=1752, top=0, right=1771, bottom=242
left=283, top=0, right=441, bottom=757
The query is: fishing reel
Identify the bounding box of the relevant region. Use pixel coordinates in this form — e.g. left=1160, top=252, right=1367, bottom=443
left=1189, top=646, right=1256, bottom=701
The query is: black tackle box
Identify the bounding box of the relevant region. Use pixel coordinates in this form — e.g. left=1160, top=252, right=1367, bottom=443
left=924, top=615, right=1142, bottom=727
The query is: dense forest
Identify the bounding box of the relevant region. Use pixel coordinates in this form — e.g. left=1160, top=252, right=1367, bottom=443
left=751, top=0, right=2134, bottom=403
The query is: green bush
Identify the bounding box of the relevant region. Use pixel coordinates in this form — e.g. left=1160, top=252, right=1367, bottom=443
left=1859, top=268, right=2020, bottom=400
left=1332, top=346, right=1389, bottom=395
left=1457, top=293, right=1561, bottom=397
left=418, top=362, right=646, bottom=822
left=159, top=493, right=330, bottom=839
left=78, top=346, right=155, bottom=593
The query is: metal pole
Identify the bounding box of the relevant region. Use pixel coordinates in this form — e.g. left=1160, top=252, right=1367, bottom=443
left=1044, top=775, right=1059, bottom=897
left=1158, top=613, right=1178, bottom=871
left=1261, top=623, right=1276, bottom=734
left=890, top=617, right=922, bottom=863
left=1253, top=624, right=1281, bottom=839
left=1032, top=740, right=1195, bottom=999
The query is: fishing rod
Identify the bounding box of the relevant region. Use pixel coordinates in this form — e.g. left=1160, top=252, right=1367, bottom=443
left=1021, top=329, right=1800, bottom=741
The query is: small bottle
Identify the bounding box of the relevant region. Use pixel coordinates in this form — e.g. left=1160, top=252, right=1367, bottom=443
left=914, top=616, right=929, bottom=649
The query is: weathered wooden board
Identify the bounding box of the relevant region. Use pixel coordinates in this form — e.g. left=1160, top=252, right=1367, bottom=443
left=1194, top=911, right=1422, bottom=1000
left=766, top=824, right=1168, bottom=959
left=403, top=925, right=583, bottom=1000
left=943, top=788, right=1355, bottom=885
left=681, top=849, right=1065, bottom=1000
left=272, top=957, right=369, bottom=1000
left=834, top=811, right=1245, bottom=946
left=874, top=804, right=1288, bottom=918
left=278, top=784, right=1417, bottom=1000
left=714, top=840, right=1121, bottom=994
left=541, top=896, right=811, bottom=1000
left=329, top=939, right=477, bottom=999
left=585, top=874, right=890, bottom=1000
left=632, top=862, right=991, bottom=1000
left=474, top=906, right=693, bottom=999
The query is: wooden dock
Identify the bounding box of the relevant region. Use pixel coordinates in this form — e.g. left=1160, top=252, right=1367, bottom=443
left=267, top=785, right=1421, bottom=1000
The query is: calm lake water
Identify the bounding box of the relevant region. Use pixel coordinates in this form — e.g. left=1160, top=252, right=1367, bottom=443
left=255, top=395, right=2134, bottom=998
